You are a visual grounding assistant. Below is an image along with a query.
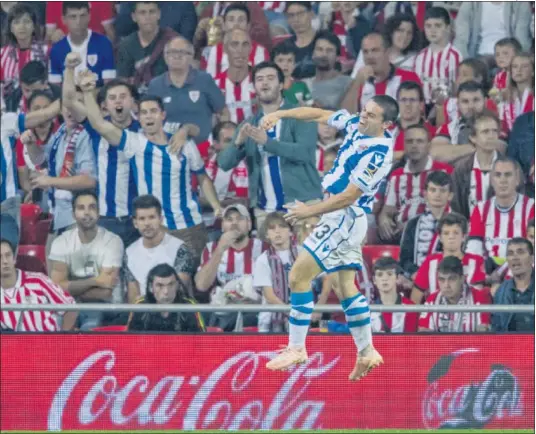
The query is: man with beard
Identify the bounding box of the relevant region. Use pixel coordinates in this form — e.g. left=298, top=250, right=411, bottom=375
left=309, top=31, right=352, bottom=109
left=63, top=52, right=141, bottom=247
left=217, top=60, right=321, bottom=234
left=49, top=190, right=124, bottom=330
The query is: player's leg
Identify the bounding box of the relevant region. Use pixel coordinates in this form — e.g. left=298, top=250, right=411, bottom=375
left=334, top=269, right=383, bottom=381
left=265, top=248, right=322, bottom=371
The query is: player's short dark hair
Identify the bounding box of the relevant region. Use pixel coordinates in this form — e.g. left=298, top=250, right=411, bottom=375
left=528, top=218, right=535, bottom=231
left=252, top=61, right=285, bottom=84
left=438, top=256, right=464, bottom=276
left=6, top=3, right=40, bottom=46
left=313, top=30, right=342, bottom=56
left=373, top=257, right=400, bottom=273
left=224, top=3, right=250, bottom=22
left=469, top=110, right=501, bottom=137
left=495, top=37, right=523, bottom=53
left=397, top=80, right=425, bottom=102
left=424, top=6, right=451, bottom=25
left=438, top=212, right=468, bottom=235
left=0, top=239, right=16, bottom=256
left=507, top=237, right=534, bottom=256
left=27, top=89, right=57, bottom=109
left=133, top=194, right=162, bottom=217
left=212, top=121, right=237, bottom=142
left=425, top=170, right=452, bottom=191
left=102, top=79, right=139, bottom=102
left=20, top=60, right=47, bottom=85
left=285, top=1, right=312, bottom=12
left=139, top=95, right=165, bottom=112
left=62, top=2, right=90, bottom=15
left=271, top=41, right=298, bottom=61
left=371, top=95, right=399, bottom=123
left=133, top=2, right=160, bottom=12
left=383, top=13, right=422, bottom=54
left=457, top=81, right=485, bottom=98
left=71, top=189, right=98, bottom=209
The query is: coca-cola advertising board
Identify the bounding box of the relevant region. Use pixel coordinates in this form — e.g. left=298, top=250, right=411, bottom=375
left=1, top=334, right=533, bottom=431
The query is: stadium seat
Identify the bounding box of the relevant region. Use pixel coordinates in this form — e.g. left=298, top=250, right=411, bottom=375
left=34, top=218, right=52, bottom=245
left=206, top=326, right=224, bottom=333
left=20, top=203, right=41, bottom=223
left=18, top=245, right=47, bottom=265
left=16, top=254, right=47, bottom=274
left=19, top=204, right=43, bottom=245
left=362, top=245, right=401, bottom=269
left=242, top=326, right=258, bottom=332
left=91, top=325, right=128, bottom=332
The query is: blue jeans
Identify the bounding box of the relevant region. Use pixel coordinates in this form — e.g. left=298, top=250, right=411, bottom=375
left=98, top=216, right=140, bottom=248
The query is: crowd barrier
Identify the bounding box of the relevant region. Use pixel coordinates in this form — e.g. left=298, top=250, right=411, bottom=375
left=0, top=333, right=533, bottom=431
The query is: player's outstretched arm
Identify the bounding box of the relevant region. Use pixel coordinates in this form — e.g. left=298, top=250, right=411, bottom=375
left=261, top=107, right=334, bottom=130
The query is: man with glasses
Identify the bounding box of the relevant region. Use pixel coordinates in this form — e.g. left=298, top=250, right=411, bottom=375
left=148, top=36, right=226, bottom=139
left=284, top=2, right=318, bottom=79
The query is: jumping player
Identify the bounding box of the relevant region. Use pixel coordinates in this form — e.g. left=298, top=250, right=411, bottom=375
left=260, top=96, right=399, bottom=380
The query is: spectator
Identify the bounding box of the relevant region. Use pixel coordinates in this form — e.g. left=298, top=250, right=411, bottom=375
left=128, top=263, right=205, bottom=332
left=49, top=2, right=116, bottom=87
left=499, top=53, right=534, bottom=132
left=317, top=122, right=342, bottom=152
left=399, top=171, right=453, bottom=278
left=454, top=2, right=532, bottom=59
left=49, top=190, right=123, bottom=330
left=309, top=31, right=352, bottom=109
left=451, top=111, right=501, bottom=219
left=341, top=32, right=421, bottom=114
left=370, top=257, right=418, bottom=333
left=381, top=1, right=429, bottom=32
left=322, top=146, right=338, bottom=175
left=272, top=42, right=312, bottom=106
left=116, top=2, right=178, bottom=91
left=115, top=1, right=197, bottom=43
left=0, top=238, right=77, bottom=331
left=196, top=204, right=264, bottom=330
left=411, top=212, right=486, bottom=304
left=217, top=61, right=322, bottom=233
left=45, top=1, right=115, bottom=44
left=378, top=126, right=453, bottom=241
left=253, top=212, right=296, bottom=332
left=0, top=4, right=48, bottom=98
left=62, top=53, right=141, bottom=247
left=214, top=28, right=255, bottom=124
left=4, top=60, right=60, bottom=113
left=415, top=7, right=462, bottom=106
left=124, top=195, right=196, bottom=302
left=284, top=2, right=317, bottom=79
left=418, top=256, right=491, bottom=332
left=466, top=156, right=535, bottom=261
left=507, top=111, right=535, bottom=198
left=201, top=4, right=269, bottom=78
left=492, top=238, right=534, bottom=332
left=490, top=37, right=522, bottom=97
left=80, top=71, right=221, bottom=263
left=528, top=218, right=535, bottom=247
left=148, top=36, right=226, bottom=140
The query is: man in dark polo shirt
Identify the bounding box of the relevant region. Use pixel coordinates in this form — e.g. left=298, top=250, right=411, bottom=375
left=147, top=36, right=226, bottom=141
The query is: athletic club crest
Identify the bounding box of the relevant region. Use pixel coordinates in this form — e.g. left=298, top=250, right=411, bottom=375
left=189, top=91, right=200, bottom=103
left=87, top=54, right=98, bottom=67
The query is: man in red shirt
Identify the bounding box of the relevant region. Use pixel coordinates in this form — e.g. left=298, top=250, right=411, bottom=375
left=411, top=212, right=486, bottom=304
left=418, top=256, right=491, bottom=332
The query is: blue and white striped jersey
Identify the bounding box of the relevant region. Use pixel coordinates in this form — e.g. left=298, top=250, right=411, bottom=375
left=322, top=109, right=394, bottom=214
left=0, top=113, right=24, bottom=202
left=84, top=119, right=140, bottom=218
left=258, top=120, right=285, bottom=212
left=119, top=130, right=205, bottom=230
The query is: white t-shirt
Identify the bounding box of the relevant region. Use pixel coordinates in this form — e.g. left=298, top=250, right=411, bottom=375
left=49, top=226, right=124, bottom=302
left=478, top=3, right=507, bottom=55
left=68, top=30, right=92, bottom=77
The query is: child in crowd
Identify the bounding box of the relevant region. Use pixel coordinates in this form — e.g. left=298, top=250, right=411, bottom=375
left=490, top=37, right=523, bottom=99
left=322, top=146, right=339, bottom=176
left=272, top=42, right=312, bottom=106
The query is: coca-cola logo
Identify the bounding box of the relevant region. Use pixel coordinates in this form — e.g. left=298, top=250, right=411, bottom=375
left=422, top=348, right=523, bottom=429
left=48, top=350, right=340, bottom=431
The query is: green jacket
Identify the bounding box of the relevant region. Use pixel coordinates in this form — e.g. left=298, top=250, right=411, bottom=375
left=217, top=101, right=322, bottom=208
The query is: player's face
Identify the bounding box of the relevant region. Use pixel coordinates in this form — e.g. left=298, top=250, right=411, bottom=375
left=373, top=269, right=397, bottom=293
left=274, top=54, right=295, bottom=79
left=139, top=101, right=165, bottom=135
left=359, top=100, right=387, bottom=136
left=404, top=128, right=430, bottom=163
left=266, top=222, right=291, bottom=249
left=62, top=7, right=90, bottom=36
left=440, top=224, right=465, bottom=253
left=527, top=226, right=535, bottom=248
left=0, top=242, right=16, bottom=278
left=105, top=85, right=134, bottom=125
left=424, top=18, right=449, bottom=45
left=313, top=39, right=338, bottom=71
left=222, top=210, right=251, bottom=241
left=491, top=161, right=519, bottom=199
left=152, top=275, right=179, bottom=304
left=225, top=30, right=251, bottom=69
left=214, top=126, right=235, bottom=152
left=391, top=20, right=414, bottom=51
left=506, top=242, right=533, bottom=277
left=224, top=10, right=249, bottom=32
left=470, top=118, right=499, bottom=152
left=495, top=45, right=516, bottom=70
left=73, top=194, right=98, bottom=230
left=424, top=182, right=452, bottom=209
left=134, top=207, right=163, bottom=239
left=132, top=3, right=160, bottom=33
left=398, top=89, right=422, bottom=122
left=254, top=67, right=283, bottom=104
left=438, top=272, right=463, bottom=301
left=62, top=92, right=83, bottom=130
left=511, top=56, right=534, bottom=85
left=28, top=95, right=53, bottom=133
left=458, top=91, right=485, bottom=121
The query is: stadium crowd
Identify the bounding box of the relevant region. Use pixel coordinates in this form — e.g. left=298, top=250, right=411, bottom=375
left=0, top=1, right=534, bottom=334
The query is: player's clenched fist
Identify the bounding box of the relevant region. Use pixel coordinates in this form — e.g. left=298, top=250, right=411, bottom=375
left=64, top=52, right=82, bottom=69
left=260, top=112, right=282, bottom=130
left=20, top=130, right=37, bottom=147
left=77, top=70, right=98, bottom=93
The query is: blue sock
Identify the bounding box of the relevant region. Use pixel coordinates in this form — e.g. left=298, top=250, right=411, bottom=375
left=288, top=291, right=314, bottom=348
left=341, top=293, right=372, bottom=353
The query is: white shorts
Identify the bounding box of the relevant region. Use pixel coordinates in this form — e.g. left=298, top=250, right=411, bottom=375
left=303, top=207, right=367, bottom=273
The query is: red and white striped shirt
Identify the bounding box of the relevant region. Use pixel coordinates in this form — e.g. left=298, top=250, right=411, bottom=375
left=385, top=157, right=454, bottom=223
left=215, top=71, right=256, bottom=124
left=331, top=11, right=350, bottom=59
left=468, top=152, right=498, bottom=215
left=205, top=153, right=249, bottom=200
left=392, top=121, right=436, bottom=153
left=419, top=287, right=491, bottom=332
left=0, top=270, right=75, bottom=332
left=467, top=194, right=535, bottom=259
left=371, top=296, right=418, bottom=333
left=201, top=42, right=269, bottom=78
left=415, top=43, right=462, bottom=104
left=414, top=252, right=486, bottom=294
left=493, top=70, right=508, bottom=91
left=0, top=43, right=49, bottom=91
left=199, top=238, right=265, bottom=287
left=358, top=67, right=421, bottom=110
left=442, top=97, right=498, bottom=125
left=257, top=1, right=286, bottom=13
left=499, top=88, right=535, bottom=132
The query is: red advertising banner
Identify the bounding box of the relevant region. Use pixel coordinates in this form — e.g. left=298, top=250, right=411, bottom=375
left=0, top=334, right=533, bottom=431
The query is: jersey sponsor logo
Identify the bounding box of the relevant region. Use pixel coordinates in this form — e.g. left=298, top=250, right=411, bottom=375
left=363, top=152, right=385, bottom=179
left=163, top=96, right=172, bottom=103
left=87, top=54, right=98, bottom=67
left=189, top=91, right=200, bottom=103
